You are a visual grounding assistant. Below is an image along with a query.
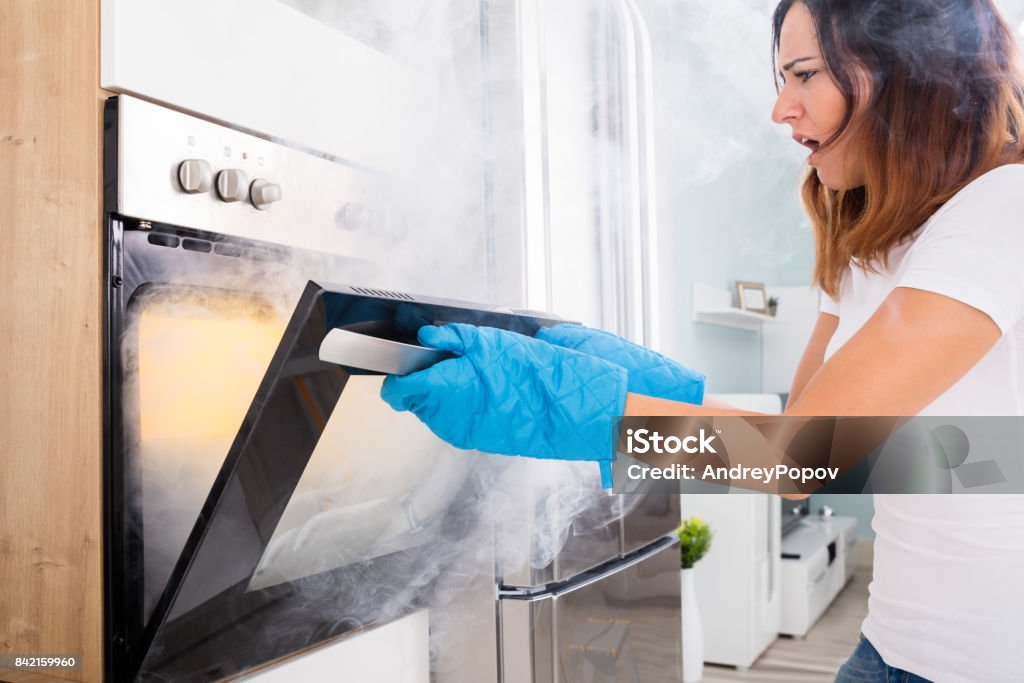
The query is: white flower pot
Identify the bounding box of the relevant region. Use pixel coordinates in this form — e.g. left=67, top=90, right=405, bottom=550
left=682, top=567, right=704, bottom=682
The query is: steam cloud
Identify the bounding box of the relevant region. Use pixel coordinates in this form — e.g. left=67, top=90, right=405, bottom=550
left=128, top=2, right=633, bottom=680
left=129, top=0, right=1024, bottom=679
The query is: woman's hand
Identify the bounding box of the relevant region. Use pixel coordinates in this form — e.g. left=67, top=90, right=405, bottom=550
left=535, top=324, right=706, bottom=405
left=380, top=324, right=629, bottom=487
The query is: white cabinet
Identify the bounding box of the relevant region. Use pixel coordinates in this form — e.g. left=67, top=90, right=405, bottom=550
left=778, top=517, right=858, bottom=637
left=101, top=0, right=431, bottom=173
left=685, top=494, right=782, bottom=670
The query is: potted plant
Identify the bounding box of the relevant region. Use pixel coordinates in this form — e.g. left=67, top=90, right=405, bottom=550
left=678, top=516, right=714, bottom=682
left=767, top=296, right=780, bottom=317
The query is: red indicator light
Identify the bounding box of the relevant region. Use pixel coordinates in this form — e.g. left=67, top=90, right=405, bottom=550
left=242, top=152, right=248, bottom=160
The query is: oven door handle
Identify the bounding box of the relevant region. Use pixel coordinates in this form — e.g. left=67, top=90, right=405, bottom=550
left=319, top=328, right=451, bottom=375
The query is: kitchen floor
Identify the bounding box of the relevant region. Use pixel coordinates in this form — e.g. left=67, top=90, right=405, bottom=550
left=702, top=540, right=874, bottom=683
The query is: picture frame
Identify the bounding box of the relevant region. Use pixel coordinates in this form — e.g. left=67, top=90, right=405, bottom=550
left=735, top=281, right=768, bottom=313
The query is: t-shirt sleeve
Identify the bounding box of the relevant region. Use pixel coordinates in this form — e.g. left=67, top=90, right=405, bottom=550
left=897, top=166, right=1024, bottom=336
left=819, top=290, right=840, bottom=317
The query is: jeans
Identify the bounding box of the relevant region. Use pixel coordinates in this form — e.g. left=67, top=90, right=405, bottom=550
left=835, top=635, right=933, bottom=683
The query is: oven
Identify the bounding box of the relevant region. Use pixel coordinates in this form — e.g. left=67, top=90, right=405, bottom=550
left=103, top=94, right=573, bottom=682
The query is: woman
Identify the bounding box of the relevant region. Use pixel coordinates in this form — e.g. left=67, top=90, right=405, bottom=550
left=382, top=1, right=1024, bottom=680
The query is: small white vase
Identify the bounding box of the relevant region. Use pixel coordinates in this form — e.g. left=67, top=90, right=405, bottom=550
left=681, top=567, right=704, bottom=682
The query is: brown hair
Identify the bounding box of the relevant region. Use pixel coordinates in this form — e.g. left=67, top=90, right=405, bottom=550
left=772, top=0, right=1024, bottom=296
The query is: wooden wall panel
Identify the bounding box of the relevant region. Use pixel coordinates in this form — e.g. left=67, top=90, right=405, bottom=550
left=0, top=1, right=106, bottom=681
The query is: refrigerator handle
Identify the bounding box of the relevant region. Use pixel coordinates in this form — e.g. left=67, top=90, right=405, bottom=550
left=498, top=535, right=677, bottom=602
left=606, top=0, right=640, bottom=343
left=623, top=0, right=661, bottom=351
left=518, top=0, right=554, bottom=313
left=610, top=0, right=660, bottom=349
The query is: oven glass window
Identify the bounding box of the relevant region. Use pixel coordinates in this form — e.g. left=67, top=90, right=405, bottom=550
left=129, top=291, right=288, bottom=620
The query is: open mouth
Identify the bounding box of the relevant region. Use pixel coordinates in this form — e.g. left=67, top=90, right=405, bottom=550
left=799, top=137, right=821, bottom=152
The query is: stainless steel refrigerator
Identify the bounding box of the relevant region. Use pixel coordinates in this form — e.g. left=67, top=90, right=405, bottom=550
left=488, top=2, right=684, bottom=676
left=497, top=481, right=681, bottom=683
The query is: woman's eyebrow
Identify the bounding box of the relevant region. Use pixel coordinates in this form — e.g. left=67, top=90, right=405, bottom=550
left=781, top=56, right=816, bottom=72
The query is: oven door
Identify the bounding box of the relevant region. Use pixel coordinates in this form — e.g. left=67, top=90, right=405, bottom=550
left=104, top=219, right=570, bottom=682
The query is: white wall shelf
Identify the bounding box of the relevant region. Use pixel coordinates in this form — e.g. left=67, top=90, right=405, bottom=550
left=692, top=282, right=780, bottom=331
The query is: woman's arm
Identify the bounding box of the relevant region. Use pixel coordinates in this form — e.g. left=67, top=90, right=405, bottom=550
left=786, top=287, right=1000, bottom=415
left=624, top=288, right=1000, bottom=495
left=787, top=312, right=839, bottom=406
left=628, top=312, right=838, bottom=415
left=625, top=287, right=1000, bottom=418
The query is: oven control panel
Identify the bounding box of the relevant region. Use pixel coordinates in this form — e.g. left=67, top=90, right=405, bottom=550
left=115, top=95, right=397, bottom=257
left=175, top=160, right=282, bottom=211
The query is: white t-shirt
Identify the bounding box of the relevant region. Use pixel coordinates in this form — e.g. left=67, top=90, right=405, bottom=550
left=819, top=164, right=1024, bottom=683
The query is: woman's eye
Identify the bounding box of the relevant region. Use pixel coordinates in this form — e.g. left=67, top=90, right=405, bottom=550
left=796, top=70, right=818, bottom=83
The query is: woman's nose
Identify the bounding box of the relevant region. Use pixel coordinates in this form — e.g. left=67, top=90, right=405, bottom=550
left=771, top=87, right=802, bottom=125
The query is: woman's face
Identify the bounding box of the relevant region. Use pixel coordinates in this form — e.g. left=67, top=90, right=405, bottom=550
left=771, top=2, right=864, bottom=190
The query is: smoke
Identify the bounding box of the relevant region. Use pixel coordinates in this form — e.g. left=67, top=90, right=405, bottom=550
left=666, top=0, right=806, bottom=186
left=132, top=0, right=1024, bottom=675
left=123, top=4, right=644, bottom=681
left=126, top=304, right=625, bottom=672
left=123, top=0, right=1024, bottom=678
left=648, top=0, right=1024, bottom=276
left=123, top=265, right=636, bottom=678
left=276, top=0, right=498, bottom=302
left=646, top=0, right=814, bottom=273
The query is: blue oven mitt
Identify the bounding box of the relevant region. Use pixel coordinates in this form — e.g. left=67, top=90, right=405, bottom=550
left=535, top=324, right=705, bottom=405
left=380, top=323, right=628, bottom=487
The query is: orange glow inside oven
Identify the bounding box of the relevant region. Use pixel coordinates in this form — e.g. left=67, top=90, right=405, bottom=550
left=136, top=293, right=287, bottom=442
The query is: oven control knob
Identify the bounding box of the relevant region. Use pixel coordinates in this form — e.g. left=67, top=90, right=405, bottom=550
left=250, top=179, right=282, bottom=210
left=177, top=159, right=213, bottom=194
left=216, top=169, right=249, bottom=202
